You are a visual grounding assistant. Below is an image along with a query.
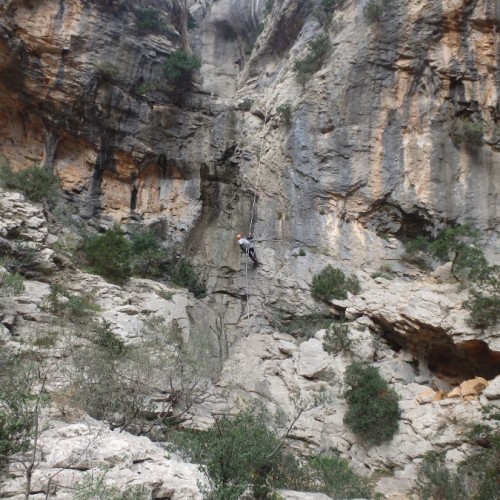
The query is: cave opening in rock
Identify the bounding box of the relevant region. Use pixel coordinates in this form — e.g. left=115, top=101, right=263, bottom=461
left=376, top=321, right=500, bottom=385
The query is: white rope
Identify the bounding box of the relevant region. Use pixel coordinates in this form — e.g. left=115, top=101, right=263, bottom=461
left=243, top=63, right=289, bottom=334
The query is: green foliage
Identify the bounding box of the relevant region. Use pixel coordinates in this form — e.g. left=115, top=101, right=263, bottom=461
left=136, top=82, right=159, bottom=95
left=171, top=406, right=284, bottom=499
left=293, top=34, right=331, bottom=78
left=0, top=350, right=47, bottom=466
left=129, top=227, right=170, bottom=279
left=75, top=467, right=152, bottom=500
left=95, top=62, right=119, bottom=83
left=403, top=225, right=499, bottom=328
left=0, top=160, right=60, bottom=206
left=157, top=289, right=174, bottom=301
left=3, top=243, right=38, bottom=277
left=162, top=50, right=201, bottom=88
left=171, top=258, right=206, bottom=298
left=343, top=362, right=400, bottom=445
left=71, top=315, right=212, bottom=433
left=41, top=284, right=100, bottom=323
left=311, top=265, right=360, bottom=302
left=309, top=456, right=373, bottom=499
left=371, top=263, right=395, bottom=280
left=322, top=321, right=352, bottom=354
left=415, top=427, right=500, bottom=500
left=363, top=0, right=392, bottom=24
left=94, top=320, right=125, bottom=357
left=0, top=271, right=24, bottom=298
left=403, top=224, right=485, bottom=279
left=276, top=102, right=292, bottom=125
left=451, top=118, right=484, bottom=149
left=463, top=266, right=500, bottom=328
left=414, top=452, right=462, bottom=500
left=81, top=225, right=132, bottom=285
left=134, top=8, right=169, bottom=35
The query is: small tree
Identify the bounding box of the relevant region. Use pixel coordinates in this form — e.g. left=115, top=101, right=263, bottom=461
left=293, top=34, right=331, bottom=80
left=311, top=265, right=360, bottom=302
left=81, top=225, right=132, bottom=285
left=0, top=161, right=60, bottom=206
left=71, top=315, right=213, bottom=434
left=172, top=406, right=291, bottom=499
left=162, top=50, right=201, bottom=89
left=343, top=363, right=400, bottom=445
left=134, top=8, right=169, bottom=35
left=0, top=349, right=54, bottom=497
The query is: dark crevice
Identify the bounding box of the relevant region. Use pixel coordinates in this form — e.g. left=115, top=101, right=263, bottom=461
left=371, top=317, right=500, bottom=385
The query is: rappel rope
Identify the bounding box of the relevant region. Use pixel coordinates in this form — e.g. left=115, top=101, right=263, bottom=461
left=244, top=107, right=270, bottom=333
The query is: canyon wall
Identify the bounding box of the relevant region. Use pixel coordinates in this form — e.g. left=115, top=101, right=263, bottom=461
left=1, top=0, right=499, bottom=496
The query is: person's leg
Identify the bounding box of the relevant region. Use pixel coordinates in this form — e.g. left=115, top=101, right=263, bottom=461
left=249, top=248, right=258, bottom=263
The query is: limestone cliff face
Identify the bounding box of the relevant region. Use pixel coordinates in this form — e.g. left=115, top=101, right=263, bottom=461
left=1, top=0, right=498, bottom=241
left=1, top=2, right=500, bottom=494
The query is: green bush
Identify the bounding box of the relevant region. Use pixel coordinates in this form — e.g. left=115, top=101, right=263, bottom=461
left=94, top=320, right=125, bottom=357
left=276, top=102, right=292, bottom=125
left=343, top=362, right=400, bottom=445
left=129, top=227, right=170, bottom=279
left=463, top=266, right=500, bottom=328
left=134, top=7, right=169, bottom=35
left=322, top=321, right=353, bottom=354
left=237, top=98, right=254, bottom=111
left=451, top=118, right=483, bottom=149
left=309, top=456, right=373, bottom=499
left=311, top=265, right=360, bottom=302
left=162, top=50, right=201, bottom=88
left=0, top=271, right=24, bottom=298
left=363, top=0, right=392, bottom=24
left=276, top=312, right=332, bottom=339
left=41, top=284, right=100, bottom=323
left=0, top=160, right=59, bottom=206
left=0, top=351, right=40, bottom=466
left=414, top=427, right=500, bottom=500
left=171, top=259, right=206, bottom=298
left=171, top=406, right=285, bottom=499
left=414, top=452, right=463, bottom=500
left=293, top=34, right=331, bottom=78
left=3, top=243, right=38, bottom=277
left=81, top=225, right=132, bottom=285
left=403, top=224, right=486, bottom=280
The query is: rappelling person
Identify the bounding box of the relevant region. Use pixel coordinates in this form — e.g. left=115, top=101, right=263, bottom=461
left=236, top=233, right=259, bottom=264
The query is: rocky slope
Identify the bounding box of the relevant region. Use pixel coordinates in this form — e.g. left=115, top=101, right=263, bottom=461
left=1, top=0, right=500, bottom=498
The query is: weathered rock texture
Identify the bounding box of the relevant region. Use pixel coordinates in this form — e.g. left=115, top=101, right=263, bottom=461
left=1, top=0, right=500, bottom=497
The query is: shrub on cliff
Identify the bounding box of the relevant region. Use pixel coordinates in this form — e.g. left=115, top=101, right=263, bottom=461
left=171, top=406, right=286, bottom=499
left=134, top=7, right=170, bottom=35
left=293, top=34, right=331, bottom=79
left=162, top=50, right=201, bottom=89
left=311, top=265, right=360, bottom=302
left=343, top=362, right=400, bottom=445
left=0, top=160, right=60, bottom=206
left=414, top=408, right=500, bottom=500
left=81, top=225, right=132, bottom=285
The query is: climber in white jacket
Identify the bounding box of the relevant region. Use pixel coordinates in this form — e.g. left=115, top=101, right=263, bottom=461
left=236, top=233, right=259, bottom=264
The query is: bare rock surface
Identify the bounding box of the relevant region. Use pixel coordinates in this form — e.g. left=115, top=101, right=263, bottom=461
left=2, top=419, right=205, bottom=499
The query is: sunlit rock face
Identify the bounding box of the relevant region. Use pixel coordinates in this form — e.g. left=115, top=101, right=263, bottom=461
left=1, top=0, right=498, bottom=244
left=0, top=3, right=499, bottom=495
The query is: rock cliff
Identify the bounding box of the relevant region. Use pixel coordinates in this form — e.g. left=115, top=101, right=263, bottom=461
left=1, top=0, right=499, bottom=498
